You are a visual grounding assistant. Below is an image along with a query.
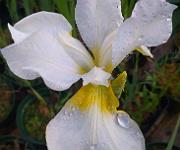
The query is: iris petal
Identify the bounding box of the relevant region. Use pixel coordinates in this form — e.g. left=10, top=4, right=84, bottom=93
left=112, top=0, right=176, bottom=67
left=75, top=0, right=123, bottom=58
left=46, top=84, right=145, bottom=150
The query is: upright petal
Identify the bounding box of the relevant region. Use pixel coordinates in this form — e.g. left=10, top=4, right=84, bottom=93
left=112, top=0, right=176, bottom=67
left=75, top=0, right=123, bottom=53
left=8, top=11, right=94, bottom=71
left=1, top=31, right=82, bottom=91
left=46, top=84, right=145, bottom=150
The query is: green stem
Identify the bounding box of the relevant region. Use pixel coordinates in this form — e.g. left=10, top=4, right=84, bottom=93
left=166, top=114, right=180, bottom=150
left=23, top=80, right=47, bottom=106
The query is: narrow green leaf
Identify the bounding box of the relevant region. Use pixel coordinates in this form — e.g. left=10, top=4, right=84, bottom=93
left=112, top=71, right=127, bottom=98
left=121, top=0, right=137, bottom=19
left=53, top=0, right=70, bottom=19
left=6, top=0, right=19, bottom=22
left=166, top=114, right=180, bottom=150
left=167, top=0, right=180, bottom=6
left=172, top=7, right=180, bottom=34
left=68, top=0, right=78, bottom=37
left=23, top=0, right=37, bottom=15
left=39, top=0, right=55, bottom=11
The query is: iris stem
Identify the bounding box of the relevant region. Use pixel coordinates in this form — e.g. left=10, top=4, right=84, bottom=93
left=23, top=80, right=47, bottom=106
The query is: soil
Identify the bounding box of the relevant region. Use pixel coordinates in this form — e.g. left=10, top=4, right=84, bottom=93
left=24, top=94, right=64, bottom=142
left=146, top=101, right=180, bottom=147
left=24, top=101, right=51, bottom=142
left=0, top=78, right=13, bottom=121
left=148, top=145, right=179, bottom=150
left=0, top=140, right=29, bottom=150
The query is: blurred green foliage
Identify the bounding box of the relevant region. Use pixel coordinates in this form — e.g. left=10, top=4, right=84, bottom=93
left=168, top=0, right=180, bottom=6
left=119, top=54, right=164, bottom=124
left=167, top=0, right=180, bottom=34
left=1, top=0, right=77, bottom=37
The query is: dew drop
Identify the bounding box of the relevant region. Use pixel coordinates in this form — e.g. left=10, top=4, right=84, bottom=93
left=68, top=113, right=73, bottom=117
left=90, top=144, right=97, bottom=150
left=166, top=18, right=171, bottom=22
left=90, top=145, right=94, bottom=150
left=117, top=112, right=130, bottom=128
left=64, top=111, right=68, bottom=115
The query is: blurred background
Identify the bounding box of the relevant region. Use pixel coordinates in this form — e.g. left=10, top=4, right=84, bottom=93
left=0, top=0, right=180, bottom=149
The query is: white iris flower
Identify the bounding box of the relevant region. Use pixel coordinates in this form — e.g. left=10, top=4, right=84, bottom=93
left=1, top=0, right=176, bottom=150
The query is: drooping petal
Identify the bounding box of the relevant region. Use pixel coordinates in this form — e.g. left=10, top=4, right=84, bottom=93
left=1, top=31, right=82, bottom=91
left=14, top=11, right=72, bottom=38
left=46, top=84, right=145, bottom=150
left=112, top=0, right=176, bottom=67
left=8, top=24, right=27, bottom=43
left=8, top=11, right=94, bottom=71
left=75, top=0, right=123, bottom=53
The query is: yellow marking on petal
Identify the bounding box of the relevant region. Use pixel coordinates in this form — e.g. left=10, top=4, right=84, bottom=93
left=112, top=71, right=127, bottom=98
left=104, top=62, right=113, bottom=73
left=67, top=84, right=119, bottom=113
left=92, top=48, right=113, bottom=73
left=79, top=67, right=88, bottom=74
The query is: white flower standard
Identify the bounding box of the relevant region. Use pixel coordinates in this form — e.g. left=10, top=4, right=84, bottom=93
left=1, top=0, right=176, bottom=150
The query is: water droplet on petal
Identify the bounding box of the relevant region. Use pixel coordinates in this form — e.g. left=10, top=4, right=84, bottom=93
left=64, top=111, right=68, bottom=115
left=117, top=111, right=130, bottom=128
left=90, top=144, right=97, bottom=150
left=90, top=145, right=94, bottom=150
left=166, top=18, right=171, bottom=22
left=69, top=113, right=73, bottom=117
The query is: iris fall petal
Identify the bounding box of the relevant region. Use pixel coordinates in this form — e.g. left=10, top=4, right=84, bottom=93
left=46, top=84, right=145, bottom=150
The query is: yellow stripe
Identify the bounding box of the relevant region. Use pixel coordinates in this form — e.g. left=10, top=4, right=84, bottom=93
left=68, top=84, right=119, bottom=113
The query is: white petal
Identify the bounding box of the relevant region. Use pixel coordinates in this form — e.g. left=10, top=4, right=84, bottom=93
left=82, top=67, right=111, bottom=87
left=75, top=0, right=123, bottom=52
left=136, top=45, right=153, bottom=58
left=112, top=0, right=176, bottom=67
left=46, top=103, right=145, bottom=150
left=8, top=11, right=71, bottom=44
left=8, top=24, right=27, bottom=43
left=59, top=33, right=94, bottom=71
left=132, top=0, right=176, bottom=22
left=1, top=31, right=82, bottom=91
left=99, top=30, right=118, bottom=71
left=14, top=11, right=72, bottom=38
left=8, top=11, right=94, bottom=71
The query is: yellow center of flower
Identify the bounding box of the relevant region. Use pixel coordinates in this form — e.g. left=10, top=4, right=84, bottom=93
left=68, top=84, right=119, bottom=113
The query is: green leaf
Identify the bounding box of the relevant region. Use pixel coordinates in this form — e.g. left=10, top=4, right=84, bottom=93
left=121, top=0, right=136, bottom=19
left=39, top=0, right=55, bottom=11
left=167, top=0, right=180, bottom=6
left=172, top=7, right=180, bottom=34
left=6, top=0, right=19, bottom=22
left=53, top=0, right=70, bottom=20
left=166, top=114, right=180, bottom=150
left=23, top=0, right=36, bottom=15
left=112, top=71, right=127, bottom=98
